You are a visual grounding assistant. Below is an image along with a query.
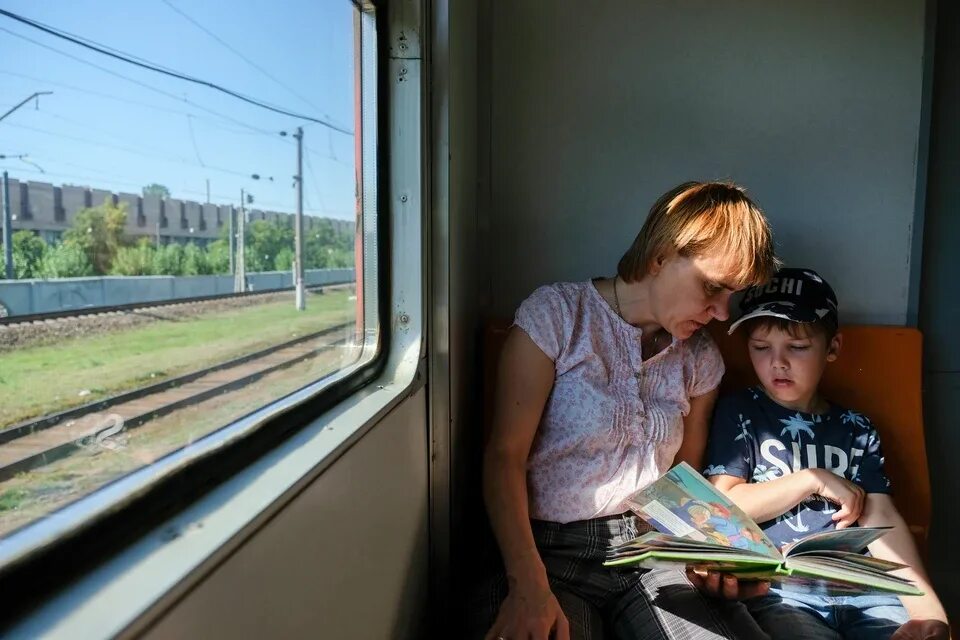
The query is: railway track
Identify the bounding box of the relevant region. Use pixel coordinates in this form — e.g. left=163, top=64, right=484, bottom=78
left=0, top=321, right=353, bottom=481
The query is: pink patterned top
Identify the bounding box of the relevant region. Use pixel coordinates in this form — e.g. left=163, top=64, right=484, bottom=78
left=514, top=281, right=725, bottom=523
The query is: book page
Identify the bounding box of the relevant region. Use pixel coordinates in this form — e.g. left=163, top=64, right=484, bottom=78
left=625, top=462, right=781, bottom=559
left=782, top=526, right=892, bottom=557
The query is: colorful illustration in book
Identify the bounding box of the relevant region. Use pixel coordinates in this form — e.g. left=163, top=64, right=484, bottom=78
left=625, top=463, right=781, bottom=557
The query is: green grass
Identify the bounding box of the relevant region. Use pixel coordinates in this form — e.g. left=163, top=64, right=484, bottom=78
left=0, top=348, right=353, bottom=536
left=0, top=290, right=355, bottom=428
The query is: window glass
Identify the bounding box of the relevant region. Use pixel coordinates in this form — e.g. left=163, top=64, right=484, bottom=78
left=0, top=0, right=375, bottom=539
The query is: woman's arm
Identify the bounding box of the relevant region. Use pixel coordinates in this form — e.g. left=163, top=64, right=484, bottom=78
left=860, top=494, right=949, bottom=626
left=673, top=387, right=718, bottom=470
left=483, top=326, right=569, bottom=640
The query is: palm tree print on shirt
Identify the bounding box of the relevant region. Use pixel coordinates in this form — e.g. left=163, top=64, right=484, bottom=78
left=841, top=410, right=870, bottom=430
left=780, top=413, right=816, bottom=442
left=703, top=464, right=727, bottom=476
left=776, top=506, right=809, bottom=533
left=735, top=414, right=754, bottom=444
left=752, top=464, right=780, bottom=483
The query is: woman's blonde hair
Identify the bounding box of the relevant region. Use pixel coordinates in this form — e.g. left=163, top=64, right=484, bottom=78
left=617, top=181, right=779, bottom=287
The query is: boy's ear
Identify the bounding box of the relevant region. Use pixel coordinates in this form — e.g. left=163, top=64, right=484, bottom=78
left=826, top=332, right=843, bottom=362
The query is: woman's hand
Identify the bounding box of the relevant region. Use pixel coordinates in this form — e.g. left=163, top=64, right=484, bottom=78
left=686, top=569, right=770, bottom=600
left=810, top=468, right=866, bottom=528
left=891, top=619, right=951, bottom=640
left=484, top=579, right=569, bottom=640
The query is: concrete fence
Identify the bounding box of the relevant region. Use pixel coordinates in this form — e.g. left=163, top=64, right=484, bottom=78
left=0, top=268, right=355, bottom=317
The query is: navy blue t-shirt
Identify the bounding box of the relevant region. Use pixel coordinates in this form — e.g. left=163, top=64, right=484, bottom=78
left=704, top=387, right=891, bottom=548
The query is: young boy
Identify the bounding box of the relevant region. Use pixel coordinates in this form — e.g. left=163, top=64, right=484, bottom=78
left=704, top=267, right=949, bottom=640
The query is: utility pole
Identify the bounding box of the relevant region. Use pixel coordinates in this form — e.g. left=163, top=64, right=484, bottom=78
left=205, top=178, right=210, bottom=203
left=235, top=189, right=247, bottom=292
left=293, top=126, right=305, bottom=310
left=228, top=203, right=235, bottom=276
left=2, top=172, right=12, bottom=280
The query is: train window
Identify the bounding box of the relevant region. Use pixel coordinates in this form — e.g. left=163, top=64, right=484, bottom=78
left=0, top=0, right=379, bottom=548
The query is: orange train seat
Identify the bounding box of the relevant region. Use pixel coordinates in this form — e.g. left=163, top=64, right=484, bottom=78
left=483, top=320, right=931, bottom=557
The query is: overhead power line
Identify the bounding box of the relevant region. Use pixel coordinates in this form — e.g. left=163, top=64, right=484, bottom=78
left=160, top=0, right=335, bottom=122
left=0, top=7, right=354, bottom=135
left=0, top=28, right=281, bottom=137
left=0, top=69, right=284, bottom=139
left=185, top=115, right=206, bottom=167
left=5, top=121, right=259, bottom=180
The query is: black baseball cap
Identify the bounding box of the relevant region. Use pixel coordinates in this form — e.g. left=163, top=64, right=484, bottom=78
left=728, top=267, right=838, bottom=334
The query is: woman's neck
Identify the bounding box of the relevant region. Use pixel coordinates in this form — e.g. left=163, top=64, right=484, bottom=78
left=614, top=276, right=662, bottom=335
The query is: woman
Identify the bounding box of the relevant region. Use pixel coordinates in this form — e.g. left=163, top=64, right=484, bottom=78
left=479, top=182, right=779, bottom=640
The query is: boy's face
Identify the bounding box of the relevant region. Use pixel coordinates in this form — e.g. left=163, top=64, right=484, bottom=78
left=747, top=323, right=841, bottom=413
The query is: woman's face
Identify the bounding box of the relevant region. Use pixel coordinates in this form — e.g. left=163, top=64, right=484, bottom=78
left=648, top=252, right=740, bottom=339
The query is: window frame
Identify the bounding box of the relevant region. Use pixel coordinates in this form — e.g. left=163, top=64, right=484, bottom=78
left=0, top=1, right=421, bottom=633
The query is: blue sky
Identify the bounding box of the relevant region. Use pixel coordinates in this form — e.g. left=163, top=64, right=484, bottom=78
left=0, top=0, right=358, bottom=220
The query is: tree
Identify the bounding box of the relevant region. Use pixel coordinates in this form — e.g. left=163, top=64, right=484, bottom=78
left=11, top=230, right=47, bottom=279
left=181, top=242, right=210, bottom=275
left=62, top=199, right=130, bottom=275
left=110, top=238, right=156, bottom=276
left=274, top=246, right=294, bottom=271
left=153, top=243, right=184, bottom=275
left=38, top=243, right=93, bottom=278
left=205, top=238, right=231, bottom=274
left=142, top=183, right=171, bottom=198
left=245, top=219, right=294, bottom=272
left=304, top=219, right=354, bottom=269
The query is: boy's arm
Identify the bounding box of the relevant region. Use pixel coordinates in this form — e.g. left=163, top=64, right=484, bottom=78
left=710, top=469, right=864, bottom=527
left=860, top=493, right=949, bottom=625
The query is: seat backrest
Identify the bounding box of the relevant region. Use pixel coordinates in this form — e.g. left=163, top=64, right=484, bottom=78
left=484, top=320, right=930, bottom=556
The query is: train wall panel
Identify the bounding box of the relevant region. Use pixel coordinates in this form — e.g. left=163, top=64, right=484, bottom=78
left=485, top=0, right=928, bottom=326
left=0, top=269, right=355, bottom=317
left=140, top=388, right=430, bottom=640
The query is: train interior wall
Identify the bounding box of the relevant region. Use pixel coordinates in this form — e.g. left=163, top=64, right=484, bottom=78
left=137, top=389, right=431, bottom=640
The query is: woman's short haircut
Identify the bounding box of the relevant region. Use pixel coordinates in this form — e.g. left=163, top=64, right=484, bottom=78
left=617, top=181, right=779, bottom=287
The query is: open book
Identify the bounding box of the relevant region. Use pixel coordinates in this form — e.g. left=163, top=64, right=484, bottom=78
left=604, top=462, right=921, bottom=597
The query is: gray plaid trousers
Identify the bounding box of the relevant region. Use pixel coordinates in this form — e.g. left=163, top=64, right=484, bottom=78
left=468, top=514, right=770, bottom=640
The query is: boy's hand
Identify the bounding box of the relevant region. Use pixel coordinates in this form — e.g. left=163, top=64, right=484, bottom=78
left=891, top=619, right=950, bottom=640
left=809, top=468, right=865, bottom=529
